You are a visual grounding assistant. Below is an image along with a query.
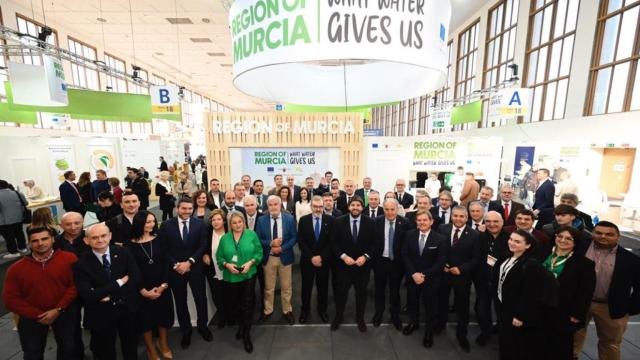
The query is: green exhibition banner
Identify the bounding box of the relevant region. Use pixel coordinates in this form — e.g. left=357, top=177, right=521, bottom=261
left=0, top=102, right=38, bottom=124
left=451, top=100, right=482, bottom=125
left=284, top=102, right=399, bottom=125
left=5, top=82, right=182, bottom=123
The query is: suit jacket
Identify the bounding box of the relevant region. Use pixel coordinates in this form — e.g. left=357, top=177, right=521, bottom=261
left=289, top=185, right=302, bottom=203
left=337, top=193, right=356, bottom=214
left=554, top=255, right=596, bottom=327
left=221, top=204, right=248, bottom=223
left=533, top=179, right=555, bottom=210
left=486, top=201, right=505, bottom=216
left=491, top=200, right=525, bottom=226
left=254, top=193, right=268, bottom=213
left=206, top=191, right=225, bottom=210
left=158, top=217, right=207, bottom=267
left=355, top=188, right=375, bottom=202
left=325, top=208, right=343, bottom=217
left=59, top=181, right=83, bottom=212
left=373, top=215, right=410, bottom=262
left=402, top=229, right=448, bottom=279
left=459, top=179, right=480, bottom=207
left=297, top=213, right=334, bottom=262
left=281, top=200, right=296, bottom=215
left=430, top=206, right=451, bottom=230
left=363, top=206, right=383, bottom=218
left=106, top=214, right=134, bottom=247
left=331, top=214, right=376, bottom=268
left=437, top=224, right=482, bottom=276
left=405, top=211, right=418, bottom=229
left=72, top=246, right=141, bottom=330
left=128, top=177, right=150, bottom=208
left=394, top=192, right=414, bottom=209
left=492, top=256, right=545, bottom=327
left=255, top=212, right=297, bottom=266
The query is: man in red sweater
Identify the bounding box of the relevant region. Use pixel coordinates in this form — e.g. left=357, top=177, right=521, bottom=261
left=3, top=226, right=79, bottom=359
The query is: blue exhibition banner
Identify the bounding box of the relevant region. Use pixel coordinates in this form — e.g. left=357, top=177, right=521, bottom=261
left=241, top=148, right=330, bottom=181
left=513, top=146, right=535, bottom=177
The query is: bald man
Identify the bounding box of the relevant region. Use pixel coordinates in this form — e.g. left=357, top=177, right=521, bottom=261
left=54, top=212, right=91, bottom=257
left=72, top=223, right=141, bottom=360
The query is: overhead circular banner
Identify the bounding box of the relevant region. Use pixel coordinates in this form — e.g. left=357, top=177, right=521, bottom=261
left=230, top=0, right=451, bottom=106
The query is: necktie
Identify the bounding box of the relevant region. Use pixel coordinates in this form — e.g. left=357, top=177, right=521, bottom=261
left=249, top=216, right=255, bottom=230
left=474, top=223, right=479, bottom=230
left=347, top=195, right=351, bottom=204
left=182, top=220, right=189, bottom=242
left=397, top=193, right=402, bottom=202
left=102, top=254, right=111, bottom=276
left=441, top=210, right=446, bottom=224
left=272, top=217, right=278, bottom=240
left=257, top=196, right=262, bottom=207
left=364, top=190, right=369, bottom=207
left=314, top=217, right=321, bottom=242
left=388, top=221, right=395, bottom=260
left=370, top=209, right=375, bottom=217
left=419, top=234, right=426, bottom=254
left=453, top=228, right=460, bottom=247
left=352, top=219, right=358, bottom=243
left=503, top=203, right=509, bottom=219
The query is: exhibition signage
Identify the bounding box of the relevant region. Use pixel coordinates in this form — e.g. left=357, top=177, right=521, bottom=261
left=431, top=108, right=451, bottom=129
left=364, top=128, right=383, bottom=136
left=8, top=55, right=68, bottom=107
left=212, top=118, right=356, bottom=134
left=240, top=147, right=330, bottom=180
left=150, top=85, right=181, bottom=114
left=451, top=100, right=482, bottom=125
left=46, top=139, right=77, bottom=196
left=87, top=140, right=117, bottom=172
left=488, top=87, right=530, bottom=117
left=229, top=0, right=452, bottom=106
left=0, top=102, right=38, bottom=124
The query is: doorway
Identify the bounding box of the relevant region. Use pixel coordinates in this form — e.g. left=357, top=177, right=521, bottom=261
left=599, top=148, right=636, bottom=200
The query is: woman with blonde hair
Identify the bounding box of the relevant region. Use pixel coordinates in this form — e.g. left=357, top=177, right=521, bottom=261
left=155, top=171, right=175, bottom=221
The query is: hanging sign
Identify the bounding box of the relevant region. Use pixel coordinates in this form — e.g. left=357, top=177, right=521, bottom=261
left=431, top=108, right=451, bottom=129
left=150, top=85, right=181, bottom=114
left=8, top=55, right=68, bottom=106
left=488, top=88, right=530, bottom=117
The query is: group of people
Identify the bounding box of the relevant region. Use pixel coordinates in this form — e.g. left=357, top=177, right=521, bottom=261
left=2, top=168, right=639, bottom=360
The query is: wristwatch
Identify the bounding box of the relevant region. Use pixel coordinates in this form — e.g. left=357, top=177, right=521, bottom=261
left=56, top=307, right=64, bottom=313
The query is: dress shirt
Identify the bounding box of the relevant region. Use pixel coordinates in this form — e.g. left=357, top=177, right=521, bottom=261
left=369, top=207, right=380, bottom=217
left=211, top=231, right=224, bottom=280
left=450, top=225, right=466, bottom=245
left=383, top=218, right=396, bottom=258
left=349, top=215, right=361, bottom=237
left=270, top=213, right=283, bottom=241
left=472, top=222, right=483, bottom=231
left=92, top=248, right=124, bottom=286
left=585, top=242, right=618, bottom=302
left=247, top=214, right=257, bottom=231
left=439, top=207, right=451, bottom=224
left=178, top=218, right=190, bottom=241
left=419, top=230, right=431, bottom=254
left=211, top=192, right=221, bottom=208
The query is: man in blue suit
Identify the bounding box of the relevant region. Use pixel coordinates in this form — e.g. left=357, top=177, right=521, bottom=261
left=255, top=195, right=297, bottom=325
left=532, top=168, right=555, bottom=215
left=159, top=198, right=212, bottom=349
left=59, top=170, right=84, bottom=214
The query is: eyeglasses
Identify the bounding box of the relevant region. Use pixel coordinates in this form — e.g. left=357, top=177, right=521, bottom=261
left=555, top=234, right=575, bottom=242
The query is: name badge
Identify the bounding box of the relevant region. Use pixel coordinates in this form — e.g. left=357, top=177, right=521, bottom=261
left=231, top=255, right=238, bottom=263
left=487, top=255, right=497, bottom=267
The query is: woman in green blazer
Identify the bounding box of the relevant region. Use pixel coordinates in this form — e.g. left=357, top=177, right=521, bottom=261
left=216, top=210, right=263, bottom=354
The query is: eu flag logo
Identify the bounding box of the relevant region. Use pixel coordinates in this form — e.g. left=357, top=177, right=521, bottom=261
left=267, top=167, right=274, bottom=172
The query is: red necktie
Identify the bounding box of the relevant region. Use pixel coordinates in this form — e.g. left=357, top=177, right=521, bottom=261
left=503, top=203, right=510, bottom=220
left=452, top=228, right=460, bottom=247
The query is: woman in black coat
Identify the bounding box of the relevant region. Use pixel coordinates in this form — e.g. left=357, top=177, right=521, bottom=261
left=493, top=229, right=546, bottom=360
left=542, top=225, right=596, bottom=360
left=155, top=171, right=175, bottom=221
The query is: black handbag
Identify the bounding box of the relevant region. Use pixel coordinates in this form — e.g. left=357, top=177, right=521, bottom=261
left=15, top=190, right=32, bottom=224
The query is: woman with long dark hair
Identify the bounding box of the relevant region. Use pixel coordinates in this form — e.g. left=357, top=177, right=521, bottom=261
left=493, top=229, right=546, bottom=360
left=202, top=209, right=227, bottom=328
left=278, top=186, right=294, bottom=214
left=77, top=172, right=93, bottom=206
left=192, top=190, right=212, bottom=220
left=129, top=210, right=174, bottom=360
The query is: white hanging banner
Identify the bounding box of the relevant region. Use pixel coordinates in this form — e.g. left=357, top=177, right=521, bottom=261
left=9, top=55, right=68, bottom=106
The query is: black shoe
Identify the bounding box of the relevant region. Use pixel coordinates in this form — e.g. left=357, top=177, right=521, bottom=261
left=402, top=323, right=419, bottom=336
left=284, top=312, right=295, bottom=325
left=357, top=320, right=367, bottom=333
left=391, top=316, right=402, bottom=331
left=318, top=311, right=330, bottom=323
left=260, top=313, right=272, bottom=323
left=299, top=312, right=308, bottom=324
left=180, top=331, right=192, bottom=349
left=475, top=333, right=490, bottom=346
left=243, top=334, right=253, bottom=353
left=330, top=318, right=341, bottom=331
left=457, top=336, right=470, bottom=353
left=423, top=332, right=434, bottom=348
left=198, top=327, right=213, bottom=342
left=433, top=324, right=445, bottom=335
left=235, top=327, right=243, bottom=340
left=372, top=312, right=383, bottom=327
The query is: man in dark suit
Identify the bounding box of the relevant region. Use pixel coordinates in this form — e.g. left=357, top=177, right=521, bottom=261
left=363, top=190, right=382, bottom=218
left=533, top=168, right=555, bottom=215
left=252, top=179, right=269, bottom=214
left=207, top=178, right=224, bottom=209
left=336, top=179, right=357, bottom=214
left=297, top=196, right=334, bottom=324
left=574, top=221, right=640, bottom=360
left=304, top=176, right=323, bottom=196
left=286, top=175, right=302, bottom=203
left=372, top=198, right=410, bottom=330
left=316, top=171, right=333, bottom=195
left=490, top=184, right=524, bottom=226
left=331, top=178, right=347, bottom=198
left=473, top=211, right=510, bottom=346
left=406, top=195, right=432, bottom=229
left=355, top=177, right=374, bottom=207
left=467, top=201, right=486, bottom=232
left=72, top=223, right=141, bottom=360
left=159, top=199, right=212, bottom=348
left=478, top=186, right=504, bottom=216
left=243, top=195, right=266, bottom=313
left=105, top=192, right=139, bottom=247
left=394, top=178, right=414, bottom=209
left=401, top=210, right=447, bottom=348
left=241, top=175, right=255, bottom=195
left=59, top=170, right=84, bottom=214
left=125, top=168, right=150, bottom=210
left=323, top=192, right=342, bottom=217
left=331, top=195, right=375, bottom=332
left=436, top=206, right=482, bottom=353
left=504, top=208, right=552, bottom=261
left=430, top=190, right=454, bottom=230
left=221, top=191, right=248, bottom=222
left=159, top=156, right=168, bottom=171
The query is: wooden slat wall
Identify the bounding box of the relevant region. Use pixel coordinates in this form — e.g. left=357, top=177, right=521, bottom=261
left=204, top=112, right=364, bottom=191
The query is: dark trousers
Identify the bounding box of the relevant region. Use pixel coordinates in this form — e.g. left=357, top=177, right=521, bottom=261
left=407, top=278, right=439, bottom=332
left=0, top=222, right=27, bottom=253
left=473, top=265, right=495, bottom=336
left=497, top=310, right=545, bottom=360
left=161, top=209, right=173, bottom=221
left=545, top=310, right=580, bottom=360
left=169, top=265, right=208, bottom=334
left=205, top=273, right=225, bottom=322
left=226, top=276, right=256, bottom=332
left=437, top=273, right=471, bottom=337
left=300, top=259, right=330, bottom=314
left=56, top=301, right=85, bottom=360
left=334, top=265, right=370, bottom=321
left=256, top=265, right=265, bottom=312
left=88, top=308, right=137, bottom=360
left=373, top=257, right=403, bottom=317
left=18, top=306, right=78, bottom=360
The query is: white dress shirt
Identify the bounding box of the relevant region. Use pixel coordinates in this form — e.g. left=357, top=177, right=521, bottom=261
left=247, top=214, right=257, bottom=231
left=270, top=213, right=283, bottom=240
left=211, top=231, right=224, bottom=280
left=383, top=219, right=396, bottom=258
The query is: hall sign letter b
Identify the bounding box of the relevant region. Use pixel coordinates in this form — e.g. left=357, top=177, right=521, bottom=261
left=160, top=89, right=170, bottom=104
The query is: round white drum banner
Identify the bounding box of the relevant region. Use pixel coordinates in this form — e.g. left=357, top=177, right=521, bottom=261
left=230, top=0, right=452, bottom=106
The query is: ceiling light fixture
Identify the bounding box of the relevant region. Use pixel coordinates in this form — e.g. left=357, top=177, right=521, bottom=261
left=96, top=17, right=107, bottom=23
left=202, top=18, right=211, bottom=23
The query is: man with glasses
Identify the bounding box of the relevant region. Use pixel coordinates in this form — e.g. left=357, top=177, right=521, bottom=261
left=490, top=185, right=524, bottom=226
left=430, top=190, right=454, bottom=230
left=394, top=179, right=414, bottom=210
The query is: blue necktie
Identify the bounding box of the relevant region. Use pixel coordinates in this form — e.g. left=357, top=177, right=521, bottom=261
left=272, top=217, right=278, bottom=240
left=388, top=221, right=395, bottom=260
left=102, top=254, right=111, bottom=276
left=182, top=220, right=189, bottom=242
left=314, top=217, right=321, bottom=242
left=352, top=219, right=358, bottom=243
